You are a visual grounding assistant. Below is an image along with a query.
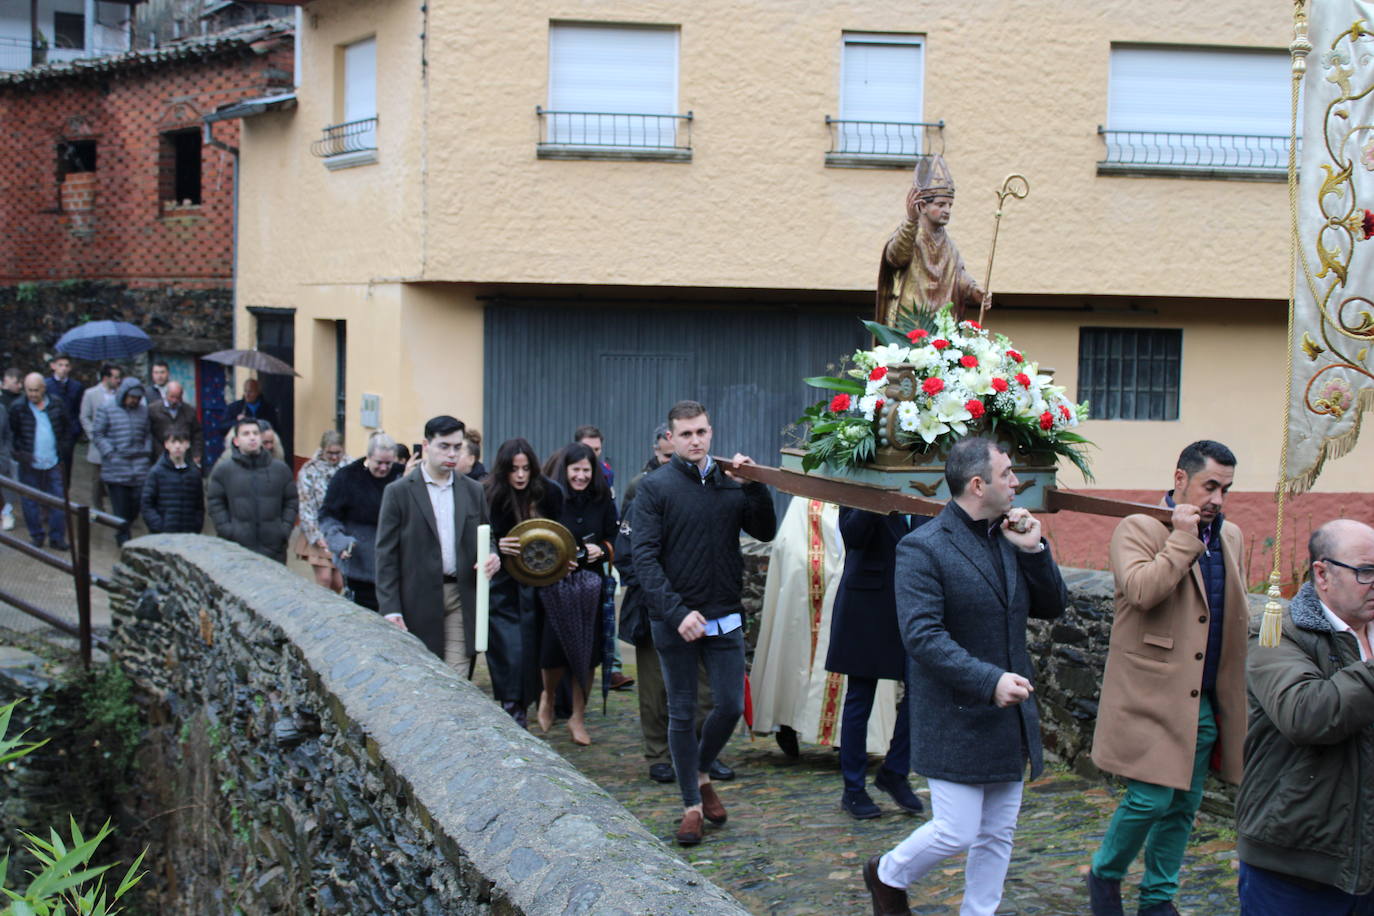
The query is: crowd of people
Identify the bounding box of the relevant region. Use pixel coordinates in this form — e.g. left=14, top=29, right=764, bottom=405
left=8, top=354, right=1374, bottom=914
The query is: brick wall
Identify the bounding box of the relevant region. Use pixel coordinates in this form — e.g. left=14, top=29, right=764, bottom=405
left=0, top=38, right=294, bottom=286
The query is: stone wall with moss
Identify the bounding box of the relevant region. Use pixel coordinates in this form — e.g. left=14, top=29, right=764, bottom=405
left=107, top=535, right=748, bottom=915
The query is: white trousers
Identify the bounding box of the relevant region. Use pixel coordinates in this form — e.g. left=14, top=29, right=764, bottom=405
left=878, top=777, right=1024, bottom=916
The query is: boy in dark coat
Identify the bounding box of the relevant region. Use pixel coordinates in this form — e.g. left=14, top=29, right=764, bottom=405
left=142, top=431, right=204, bottom=534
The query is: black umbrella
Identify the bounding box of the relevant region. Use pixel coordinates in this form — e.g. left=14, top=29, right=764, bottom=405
left=599, top=574, right=617, bottom=714
left=201, top=349, right=300, bottom=376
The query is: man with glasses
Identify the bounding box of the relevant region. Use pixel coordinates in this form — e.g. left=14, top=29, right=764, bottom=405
left=1086, top=441, right=1249, bottom=916
left=376, top=416, right=499, bottom=669
left=1236, top=519, right=1374, bottom=912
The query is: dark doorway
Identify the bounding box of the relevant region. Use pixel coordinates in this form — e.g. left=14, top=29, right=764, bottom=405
left=334, top=320, right=347, bottom=436
left=250, top=308, right=296, bottom=462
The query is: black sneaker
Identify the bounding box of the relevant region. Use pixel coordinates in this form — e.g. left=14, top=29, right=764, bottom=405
left=648, top=762, right=675, bottom=783
left=842, top=789, right=881, bottom=820
left=1135, top=903, right=1179, bottom=916
left=873, top=768, right=924, bottom=814
left=708, top=758, right=735, bottom=781
left=1085, top=869, right=1124, bottom=916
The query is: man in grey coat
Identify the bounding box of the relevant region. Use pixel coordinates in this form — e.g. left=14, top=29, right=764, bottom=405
left=207, top=418, right=297, bottom=562
left=864, top=436, right=1066, bottom=916
left=79, top=364, right=122, bottom=511
left=375, top=415, right=499, bottom=668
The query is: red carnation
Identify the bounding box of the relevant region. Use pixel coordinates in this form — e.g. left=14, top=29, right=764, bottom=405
left=1039, top=411, right=1055, bottom=430
left=959, top=355, right=979, bottom=369
left=991, top=377, right=1009, bottom=393
left=829, top=393, right=851, bottom=412
left=966, top=399, right=986, bottom=419
left=1007, top=349, right=1024, bottom=363
left=965, top=320, right=983, bottom=330
left=922, top=377, right=945, bottom=396
left=1364, top=209, right=1374, bottom=240
left=1015, top=372, right=1032, bottom=389
left=1058, top=404, right=1072, bottom=420
left=869, top=366, right=888, bottom=381
left=875, top=399, right=885, bottom=411
left=931, top=338, right=950, bottom=351
left=907, top=328, right=930, bottom=342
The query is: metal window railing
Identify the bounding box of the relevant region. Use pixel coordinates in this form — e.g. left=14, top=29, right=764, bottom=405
left=1097, top=127, right=1298, bottom=175
left=825, top=117, right=944, bottom=160
left=310, top=116, right=378, bottom=158
left=536, top=107, right=693, bottom=152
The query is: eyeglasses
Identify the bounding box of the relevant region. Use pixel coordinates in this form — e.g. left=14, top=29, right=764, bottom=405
left=1322, top=558, right=1374, bottom=586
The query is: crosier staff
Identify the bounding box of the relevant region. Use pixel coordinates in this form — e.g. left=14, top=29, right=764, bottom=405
left=977, top=174, right=1030, bottom=327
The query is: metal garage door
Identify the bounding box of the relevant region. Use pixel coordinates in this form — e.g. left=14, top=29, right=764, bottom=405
left=483, top=302, right=867, bottom=506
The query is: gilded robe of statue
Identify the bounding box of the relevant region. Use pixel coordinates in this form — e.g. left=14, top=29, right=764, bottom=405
left=876, top=217, right=982, bottom=326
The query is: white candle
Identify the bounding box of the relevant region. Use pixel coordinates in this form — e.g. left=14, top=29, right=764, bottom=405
left=474, top=523, right=491, bottom=653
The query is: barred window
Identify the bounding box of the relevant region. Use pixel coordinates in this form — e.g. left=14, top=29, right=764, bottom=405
left=1077, top=328, right=1182, bottom=421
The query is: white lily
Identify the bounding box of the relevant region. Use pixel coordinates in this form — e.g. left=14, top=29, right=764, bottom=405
left=913, top=410, right=951, bottom=444
left=871, top=344, right=912, bottom=366
left=933, top=392, right=974, bottom=436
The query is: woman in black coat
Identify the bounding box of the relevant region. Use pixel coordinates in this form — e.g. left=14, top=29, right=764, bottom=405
left=537, top=443, right=618, bottom=745
left=486, top=438, right=563, bottom=728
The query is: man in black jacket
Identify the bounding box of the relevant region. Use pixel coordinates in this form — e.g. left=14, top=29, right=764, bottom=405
left=631, top=400, right=776, bottom=847
left=207, top=418, right=297, bottom=562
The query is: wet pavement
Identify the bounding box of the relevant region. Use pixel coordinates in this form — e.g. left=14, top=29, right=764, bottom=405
left=489, top=658, right=1241, bottom=916
left=0, top=451, right=1242, bottom=914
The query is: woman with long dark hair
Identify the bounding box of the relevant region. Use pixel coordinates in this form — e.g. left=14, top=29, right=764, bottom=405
left=538, top=442, right=618, bottom=745
left=485, top=438, right=563, bottom=727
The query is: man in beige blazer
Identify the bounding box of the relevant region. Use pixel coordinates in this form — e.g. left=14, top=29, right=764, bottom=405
left=1085, top=440, right=1248, bottom=916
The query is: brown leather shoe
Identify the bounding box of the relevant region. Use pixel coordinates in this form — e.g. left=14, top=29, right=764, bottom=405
left=675, top=809, right=704, bottom=846
left=863, top=855, right=911, bottom=916
left=700, top=783, right=728, bottom=825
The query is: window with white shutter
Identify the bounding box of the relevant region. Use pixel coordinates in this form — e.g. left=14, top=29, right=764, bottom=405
left=540, top=23, right=689, bottom=160
left=827, top=33, right=935, bottom=168
left=1100, top=45, right=1293, bottom=179
left=314, top=36, right=378, bottom=168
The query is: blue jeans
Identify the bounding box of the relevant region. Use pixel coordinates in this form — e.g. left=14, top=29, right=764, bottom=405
left=840, top=674, right=911, bottom=792
left=1239, top=862, right=1374, bottom=915
left=17, top=464, right=66, bottom=545
left=651, top=617, right=745, bottom=808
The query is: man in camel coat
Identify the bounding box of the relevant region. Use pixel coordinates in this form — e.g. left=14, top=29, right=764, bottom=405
left=1086, top=440, right=1249, bottom=916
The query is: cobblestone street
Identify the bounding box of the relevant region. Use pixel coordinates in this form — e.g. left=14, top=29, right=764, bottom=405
left=513, top=656, right=1241, bottom=916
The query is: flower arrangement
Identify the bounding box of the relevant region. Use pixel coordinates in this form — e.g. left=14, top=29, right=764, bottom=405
left=797, top=305, right=1093, bottom=478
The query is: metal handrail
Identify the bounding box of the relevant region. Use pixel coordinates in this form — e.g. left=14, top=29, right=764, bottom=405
left=536, top=107, right=693, bottom=151
left=0, top=472, right=120, bottom=665
left=1096, top=126, right=1297, bottom=172
left=310, top=116, right=378, bottom=158
left=825, top=116, right=944, bottom=158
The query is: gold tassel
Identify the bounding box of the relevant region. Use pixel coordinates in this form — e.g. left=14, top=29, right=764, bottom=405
left=1258, top=570, right=1285, bottom=648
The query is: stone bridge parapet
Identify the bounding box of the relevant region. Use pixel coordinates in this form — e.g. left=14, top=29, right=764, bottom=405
left=110, top=536, right=748, bottom=915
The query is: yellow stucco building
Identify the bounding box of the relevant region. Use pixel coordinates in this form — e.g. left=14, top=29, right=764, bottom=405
left=225, top=0, right=1368, bottom=573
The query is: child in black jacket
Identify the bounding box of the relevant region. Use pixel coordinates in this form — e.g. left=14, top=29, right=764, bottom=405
left=141, top=431, right=204, bottom=534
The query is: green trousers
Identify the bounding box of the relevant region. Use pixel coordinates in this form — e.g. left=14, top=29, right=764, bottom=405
left=1091, top=692, right=1217, bottom=908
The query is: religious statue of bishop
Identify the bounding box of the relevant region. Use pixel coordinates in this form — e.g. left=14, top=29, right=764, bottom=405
left=875, top=154, right=986, bottom=326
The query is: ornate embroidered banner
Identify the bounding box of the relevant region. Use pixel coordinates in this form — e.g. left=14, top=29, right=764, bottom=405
left=1285, top=1, right=1374, bottom=491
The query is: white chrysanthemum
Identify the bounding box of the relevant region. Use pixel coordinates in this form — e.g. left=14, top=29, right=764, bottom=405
left=871, top=343, right=912, bottom=366
left=896, top=400, right=922, bottom=432
left=859, top=393, right=883, bottom=421
left=865, top=375, right=887, bottom=396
